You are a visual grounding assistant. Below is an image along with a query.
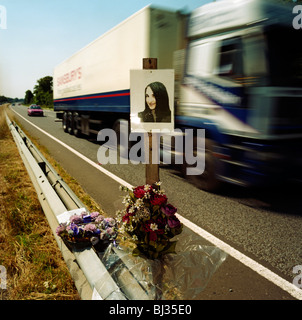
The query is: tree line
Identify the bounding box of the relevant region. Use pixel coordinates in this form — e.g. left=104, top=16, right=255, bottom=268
left=24, top=76, right=53, bottom=107
left=0, top=96, right=22, bottom=104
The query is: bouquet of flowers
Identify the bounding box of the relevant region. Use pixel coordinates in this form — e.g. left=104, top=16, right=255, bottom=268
left=117, top=183, right=183, bottom=260
left=56, top=211, right=118, bottom=250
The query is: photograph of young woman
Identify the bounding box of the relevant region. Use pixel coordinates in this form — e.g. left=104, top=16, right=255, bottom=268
left=138, top=81, right=171, bottom=122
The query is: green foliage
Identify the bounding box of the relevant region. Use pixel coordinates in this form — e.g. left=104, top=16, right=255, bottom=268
left=24, top=90, right=34, bottom=105
left=24, top=76, right=53, bottom=108
left=0, top=96, right=22, bottom=104
left=33, top=76, right=53, bottom=107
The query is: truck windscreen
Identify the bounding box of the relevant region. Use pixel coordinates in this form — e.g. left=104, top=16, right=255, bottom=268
left=265, top=26, right=302, bottom=87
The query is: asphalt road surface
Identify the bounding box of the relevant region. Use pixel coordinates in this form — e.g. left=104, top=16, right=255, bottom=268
left=9, top=105, right=302, bottom=300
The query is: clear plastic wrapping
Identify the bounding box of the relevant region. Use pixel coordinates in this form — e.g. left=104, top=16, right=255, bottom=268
left=100, top=228, right=227, bottom=300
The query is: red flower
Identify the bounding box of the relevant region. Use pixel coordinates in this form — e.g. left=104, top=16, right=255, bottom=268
left=149, top=231, right=157, bottom=242
left=150, top=194, right=167, bottom=206
left=133, top=186, right=146, bottom=198
left=122, top=211, right=134, bottom=223
left=122, top=214, right=130, bottom=223
left=143, top=221, right=151, bottom=232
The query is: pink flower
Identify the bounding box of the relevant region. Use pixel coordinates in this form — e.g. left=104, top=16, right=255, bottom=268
left=84, top=223, right=97, bottom=232
left=168, top=216, right=181, bottom=229
left=56, top=224, right=66, bottom=236
left=104, top=217, right=115, bottom=227
left=106, top=227, right=115, bottom=235
left=91, top=212, right=100, bottom=219
left=95, top=215, right=104, bottom=223
left=161, top=204, right=177, bottom=216
left=69, top=214, right=83, bottom=224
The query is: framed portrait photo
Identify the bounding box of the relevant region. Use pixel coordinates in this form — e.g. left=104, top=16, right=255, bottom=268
left=130, top=69, right=175, bottom=132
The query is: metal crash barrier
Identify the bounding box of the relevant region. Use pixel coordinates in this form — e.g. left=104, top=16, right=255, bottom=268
left=5, top=114, right=134, bottom=300
left=5, top=113, right=229, bottom=300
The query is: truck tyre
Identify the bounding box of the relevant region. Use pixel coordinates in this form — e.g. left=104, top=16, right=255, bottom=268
left=181, top=137, right=220, bottom=192
left=73, top=112, right=81, bottom=137
left=62, top=112, right=68, bottom=133
left=67, top=112, right=74, bottom=134
left=113, top=119, right=130, bottom=159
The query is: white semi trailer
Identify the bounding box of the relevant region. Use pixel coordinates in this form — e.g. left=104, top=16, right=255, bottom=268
left=53, top=6, right=186, bottom=136
left=54, top=0, right=302, bottom=191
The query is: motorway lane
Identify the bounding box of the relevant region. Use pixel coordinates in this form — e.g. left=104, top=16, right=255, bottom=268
left=10, top=105, right=302, bottom=299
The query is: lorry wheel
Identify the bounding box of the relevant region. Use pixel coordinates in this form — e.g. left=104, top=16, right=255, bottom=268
left=181, top=137, right=220, bottom=192
left=73, top=113, right=81, bottom=137
left=67, top=112, right=74, bottom=134
left=62, top=112, right=68, bottom=133
left=113, top=119, right=130, bottom=159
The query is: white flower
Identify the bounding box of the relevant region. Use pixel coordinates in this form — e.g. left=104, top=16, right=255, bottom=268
left=150, top=223, right=158, bottom=231
left=122, top=195, right=131, bottom=205
left=144, top=184, right=151, bottom=191
left=132, top=235, right=138, bottom=241
left=128, top=206, right=135, bottom=213
left=132, top=215, right=139, bottom=222
left=134, top=198, right=144, bottom=208
left=126, top=224, right=134, bottom=232
left=144, top=192, right=151, bottom=199
left=119, top=224, right=126, bottom=234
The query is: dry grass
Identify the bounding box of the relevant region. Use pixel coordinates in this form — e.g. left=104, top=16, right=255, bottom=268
left=0, top=105, right=80, bottom=300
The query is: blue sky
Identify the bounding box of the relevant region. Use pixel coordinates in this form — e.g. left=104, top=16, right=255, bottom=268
left=0, top=0, right=208, bottom=99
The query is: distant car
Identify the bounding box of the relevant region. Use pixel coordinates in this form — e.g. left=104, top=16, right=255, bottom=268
left=27, top=104, right=44, bottom=116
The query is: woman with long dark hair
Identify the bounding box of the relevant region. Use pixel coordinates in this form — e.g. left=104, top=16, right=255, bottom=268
left=138, top=81, right=171, bottom=122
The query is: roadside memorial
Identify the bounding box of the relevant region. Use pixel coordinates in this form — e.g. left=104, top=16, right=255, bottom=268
left=96, top=59, right=227, bottom=299
left=102, top=182, right=227, bottom=299
left=57, top=59, right=227, bottom=300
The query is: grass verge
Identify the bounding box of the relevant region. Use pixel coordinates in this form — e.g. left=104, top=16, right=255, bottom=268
left=0, top=105, right=103, bottom=300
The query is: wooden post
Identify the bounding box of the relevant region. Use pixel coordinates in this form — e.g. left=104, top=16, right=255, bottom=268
left=143, top=58, right=159, bottom=186
left=143, top=58, right=157, bottom=70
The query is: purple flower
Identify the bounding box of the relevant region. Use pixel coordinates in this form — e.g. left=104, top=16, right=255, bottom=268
left=161, top=204, right=177, bottom=216
left=104, top=218, right=115, bottom=227
left=70, top=223, right=80, bottom=235
left=83, top=215, right=92, bottom=223
left=69, top=214, right=83, bottom=224
left=56, top=223, right=66, bottom=236
left=167, top=216, right=181, bottom=229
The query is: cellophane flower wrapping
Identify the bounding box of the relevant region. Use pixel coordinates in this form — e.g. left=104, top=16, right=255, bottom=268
left=101, top=227, right=227, bottom=300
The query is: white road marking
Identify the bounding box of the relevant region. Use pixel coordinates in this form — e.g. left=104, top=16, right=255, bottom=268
left=12, top=108, right=302, bottom=300
left=177, top=214, right=302, bottom=300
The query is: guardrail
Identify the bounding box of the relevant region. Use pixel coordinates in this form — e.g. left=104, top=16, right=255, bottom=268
left=5, top=113, right=129, bottom=300
left=5, top=111, right=231, bottom=301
